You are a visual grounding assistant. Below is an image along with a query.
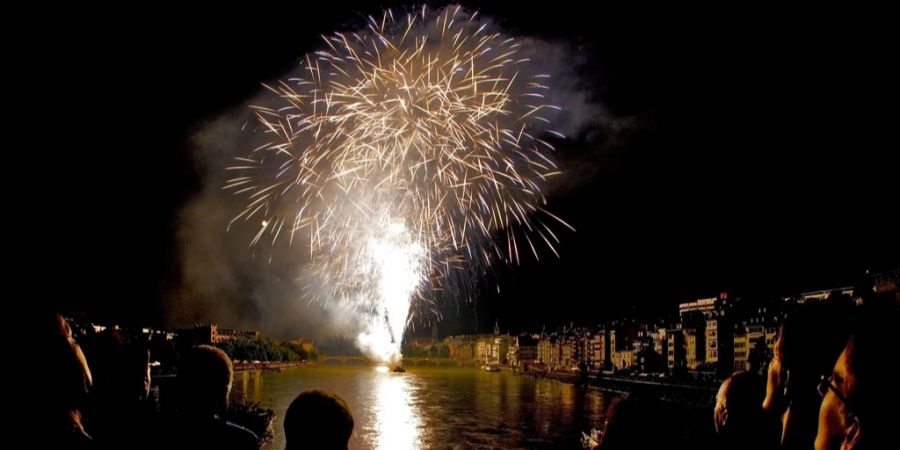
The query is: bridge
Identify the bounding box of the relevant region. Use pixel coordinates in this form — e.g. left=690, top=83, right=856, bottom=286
left=318, top=355, right=370, bottom=365
left=400, top=357, right=457, bottom=366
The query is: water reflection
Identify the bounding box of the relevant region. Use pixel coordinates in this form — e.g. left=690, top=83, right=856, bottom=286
left=228, top=366, right=617, bottom=450
left=369, top=370, right=422, bottom=450
left=234, top=370, right=263, bottom=404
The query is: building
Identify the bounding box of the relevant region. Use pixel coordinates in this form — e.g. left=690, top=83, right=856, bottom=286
left=537, top=334, right=550, bottom=367
left=445, top=335, right=478, bottom=361
left=705, top=320, right=719, bottom=364
left=679, top=297, right=719, bottom=318
left=509, top=334, right=539, bottom=369
left=678, top=294, right=730, bottom=370
left=609, top=321, right=639, bottom=356
left=733, top=326, right=749, bottom=371
left=765, top=326, right=777, bottom=352
left=652, top=327, right=667, bottom=360
left=559, top=332, right=579, bottom=370
left=706, top=317, right=733, bottom=376
left=667, top=327, right=686, bottom=370
left=746, top=323, right=765, bottom=353
left=612, top=349, right=637, bottom=371
left=795, top=287, right=855, bottom=304
left=588, top=328, right=609, bottom=370
left=185, top=324, right=260, bottom=345
left=683, top=328, right=703, bottom=370
left=538, top=333, right=561, bottom=370
left=637, top=346, right=666, bottom=373
left=492, top=335, right=511, bottom=366
left=290, top=338, right=315, bottom=353
left=732, top=311, right=777, bottom=374
left=476, top=338, right=492, bottom=365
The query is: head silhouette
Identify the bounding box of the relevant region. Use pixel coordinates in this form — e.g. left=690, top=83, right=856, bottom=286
left=284, top=389, right=354, bottom=450
left=41, top=312, right=92, bottom=416
left=715, top=370, right=766, bottom=435
left=816, top=305, right=898, bottom=450
left=178, top=345, right=233, bottom=416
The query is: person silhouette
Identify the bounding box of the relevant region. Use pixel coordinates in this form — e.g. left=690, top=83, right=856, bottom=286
left=284, top=389, right=354, bottom=450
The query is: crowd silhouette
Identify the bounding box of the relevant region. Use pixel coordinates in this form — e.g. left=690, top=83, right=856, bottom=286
left=41, top=294, right=896, bottom=450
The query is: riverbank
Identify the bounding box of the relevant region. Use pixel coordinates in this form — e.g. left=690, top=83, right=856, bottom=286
left=233, top=360, right=309, bottom=372
left=517, top=367, right=719, bottom=408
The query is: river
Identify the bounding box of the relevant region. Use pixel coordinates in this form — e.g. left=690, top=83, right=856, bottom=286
left=229, top=365, right=619, bottom=449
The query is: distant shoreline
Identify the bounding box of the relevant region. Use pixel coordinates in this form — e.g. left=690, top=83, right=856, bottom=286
left=232, top=361, right=309, bottom=372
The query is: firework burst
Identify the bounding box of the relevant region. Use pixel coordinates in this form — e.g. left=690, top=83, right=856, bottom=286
left=227, top=5, right=571, bottom=362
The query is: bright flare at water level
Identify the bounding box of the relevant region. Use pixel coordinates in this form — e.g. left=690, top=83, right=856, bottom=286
left=356, top=223, right=424, bottom=364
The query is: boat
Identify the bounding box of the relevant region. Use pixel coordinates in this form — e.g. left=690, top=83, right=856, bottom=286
left=392, top=366, right=406, bottom=373
left=481, top=365, right=501, bottom=372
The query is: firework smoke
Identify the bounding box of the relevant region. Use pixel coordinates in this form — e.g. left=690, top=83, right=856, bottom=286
left=223, top=5, right=577, bottom=362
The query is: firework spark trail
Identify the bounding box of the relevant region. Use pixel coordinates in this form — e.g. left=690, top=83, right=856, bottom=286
left=227, top=6, right=571, bottom=363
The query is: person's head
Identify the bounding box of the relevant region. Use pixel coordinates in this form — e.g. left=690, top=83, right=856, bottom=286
left=815, top=345, right=854, bottom=450
left=284, top=390, right=353, bottom=450
left=178, top=345, right=233, bottom=415
left=118, top=343, right=152, bottom=402
left=764, top=331, right=787, bottom=412
left=40, top=312, right=92, bottom=417
left=598, top=398, right=640, bottom=449
left=715, top=371, right=766, bottom=435
left=815, top=307, right=897, bottom=450
left=598, top=396, right=667, bottom=449
left=91, top=335, right=152, bottom=404
left=763, top=300, right=852, bottom=413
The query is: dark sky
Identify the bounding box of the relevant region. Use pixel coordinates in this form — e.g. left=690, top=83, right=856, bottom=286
left=27, top=2, right=897, bottom=335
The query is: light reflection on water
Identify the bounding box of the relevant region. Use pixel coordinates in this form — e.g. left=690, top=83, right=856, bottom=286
left=230, top=365, right=614, bottom=450
left=369, top=369, right=421, bottom=450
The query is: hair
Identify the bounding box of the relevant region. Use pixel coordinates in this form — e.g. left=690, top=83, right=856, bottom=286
left=598, top=396, right=668, bottom=449
left=718, top=370, right=779, bottom=450
left=88, top=332, right=151, bottom=400
left=842, top=304, right=899, bottom=446
left=723, top=370, right=766, bottom=418
left=38, top=312, right=92, bottom=412
left=284, top=389, right=354, bottom=450
left=779, top=298, right=853, bottom=392
left=178, top=345, right=233, bottom=413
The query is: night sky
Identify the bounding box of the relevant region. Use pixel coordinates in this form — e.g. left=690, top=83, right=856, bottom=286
left=28, top=2, right=897, bottom=336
